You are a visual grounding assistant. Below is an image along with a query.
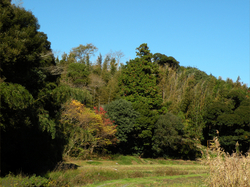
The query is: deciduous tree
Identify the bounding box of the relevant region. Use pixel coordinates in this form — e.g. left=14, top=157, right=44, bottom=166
left=70, top=43, right=98, bottom=64
left=60, top=100, right=117, bottom=158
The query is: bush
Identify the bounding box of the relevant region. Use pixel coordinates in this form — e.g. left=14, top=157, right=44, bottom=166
left=1, top=174, right=50, bottom=187
left=104, top=99, right=139, bottom=143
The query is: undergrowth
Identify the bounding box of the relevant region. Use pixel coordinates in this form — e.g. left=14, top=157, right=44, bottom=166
left=0, top=173, right=50, bottom=187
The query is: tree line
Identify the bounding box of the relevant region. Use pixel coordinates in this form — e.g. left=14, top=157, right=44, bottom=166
left=1, top=0, right=250, bottom=175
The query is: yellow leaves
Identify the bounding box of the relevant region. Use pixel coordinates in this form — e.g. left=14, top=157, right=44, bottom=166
left=61, top=99, right=117, bottom=156
left=61, top=99, right=99, bottom=129
left=71, top=99, right=81, bottom=106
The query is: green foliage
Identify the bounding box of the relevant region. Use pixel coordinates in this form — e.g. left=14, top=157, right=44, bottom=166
left=136, top=43, right=151, bottom=58
left=110, top=57, right=117, bottom=76
left=70, top=43, right=98, bottom=64
left=0, top=82, right=33, bottom=111
left=203, top=88, right=250, bottom=153
left=152, top=113, right=184, bottom=157
left=119, top=43, right=162, bottom=110
left=52, top=84, right=92, bottom=107
left=0, top=1, right=65, bottom=175
left=1, top=1, right=250, bottom=167
left=153, top=53, right=180, bottom=68
left=184, top=67, right=208, bottom=84
left=101, top=55, right=112, bottom=83
left=93, top=53, right=102, bottom=75
left=66, top=62, right=90, bottom=87
left=132, top=103, right=158, bottom=157
left=102, top=71, right=121, bottom=104
left=0, top=4, right=55, bottom=93
left=1, top=174, right=50, bottom=187
left=227, top=89, right=245, bottom=110
left=104, top=99, right=139, bottom=143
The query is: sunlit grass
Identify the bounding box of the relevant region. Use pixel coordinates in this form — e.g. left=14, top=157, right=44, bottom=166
left=47, top=156, right=207, bottom=186
left=0, top=156, right=207, bottom=187
left=84, top=174, right=207, bottom=187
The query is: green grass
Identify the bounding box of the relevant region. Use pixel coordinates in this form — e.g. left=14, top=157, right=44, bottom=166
left=116, top=155, right=143, bottom=165
left=1, top=156, right=208, bottom=187
left=86, top=161, right=103, bottom=165
left=84, top=174, right=207, bottom=187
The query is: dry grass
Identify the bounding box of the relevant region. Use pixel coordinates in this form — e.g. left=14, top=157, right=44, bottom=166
left=203, top=137, right=250, bottom=187
left=48, top=166, right=190, bottom=186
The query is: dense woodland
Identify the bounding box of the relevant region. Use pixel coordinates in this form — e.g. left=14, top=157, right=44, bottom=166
left=1, top=0, right=250, bottom=176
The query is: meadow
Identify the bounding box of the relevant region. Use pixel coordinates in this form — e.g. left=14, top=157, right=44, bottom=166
left=1, top=156, right=207, bottom=187
left=3, top=138, right=250, bottom=187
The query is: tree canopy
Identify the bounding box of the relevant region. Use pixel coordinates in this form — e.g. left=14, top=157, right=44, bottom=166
left=0, top=1, right=64, bottom=175
left=1, top=0, right=250, bottom=175
left=119, top=43, right=162, bottom=110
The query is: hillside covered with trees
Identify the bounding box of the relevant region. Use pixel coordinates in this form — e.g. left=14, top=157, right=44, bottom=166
left=1, top=0, right=250, bottom=176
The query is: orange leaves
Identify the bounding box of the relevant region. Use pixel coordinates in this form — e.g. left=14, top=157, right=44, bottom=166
left=61, top=99, right=117, bottom=155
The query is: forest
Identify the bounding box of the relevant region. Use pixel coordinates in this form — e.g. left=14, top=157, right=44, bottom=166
left=1, top=0, right=250, bottom=176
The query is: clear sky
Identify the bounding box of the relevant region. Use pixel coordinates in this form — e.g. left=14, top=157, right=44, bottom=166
left=18, top=0, right=249, bottom=87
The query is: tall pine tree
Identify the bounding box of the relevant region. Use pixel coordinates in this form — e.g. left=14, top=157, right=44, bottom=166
left=118, top=44, right=162, bottom=156
left=119, top=43, right=162, bottom=110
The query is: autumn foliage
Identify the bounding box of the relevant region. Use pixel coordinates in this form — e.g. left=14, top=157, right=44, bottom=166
left=60, top=99, right=117, bottom=158
left=94, top=106, right=116, bottom=128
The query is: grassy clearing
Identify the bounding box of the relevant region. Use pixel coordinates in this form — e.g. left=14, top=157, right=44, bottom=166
left=84, top=174, right=207, bottom=187
left=0, top=156, right=207, bottom=187
left=3, top=138, right=249, bottom=186
left=86, top=161, right=103, bottom=165
left=48, top=156, right=207, bottom=186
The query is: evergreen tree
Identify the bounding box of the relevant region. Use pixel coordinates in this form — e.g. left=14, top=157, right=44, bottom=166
left=153, top=53, right=180, bottom=68
left=203, top=89, right=250, bottom=153
left=119, top=43, right=162, bottom=110
left=132, top=102, right=159, bottom=157
left=0, top=1, right=64, bottom=175
left=118, top=44, right=162, bottom=156
left=66, top=63, right=90, bottom=87
left=152, top=113, right=184, bottom=158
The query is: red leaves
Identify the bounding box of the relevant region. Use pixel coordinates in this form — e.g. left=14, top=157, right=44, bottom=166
left=94, top=106, right=114, bottom=126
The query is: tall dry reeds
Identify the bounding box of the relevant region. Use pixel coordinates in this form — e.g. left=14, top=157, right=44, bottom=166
left=203, top=137, right=250, bottom=187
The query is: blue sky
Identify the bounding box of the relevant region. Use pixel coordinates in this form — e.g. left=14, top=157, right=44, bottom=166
left=19, top=0, right=249, bottom=87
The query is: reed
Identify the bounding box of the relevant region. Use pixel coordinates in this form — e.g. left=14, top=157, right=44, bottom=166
left=203, top=137, right=250, bottom=187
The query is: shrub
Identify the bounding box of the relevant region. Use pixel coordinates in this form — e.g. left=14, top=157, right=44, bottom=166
left=1, top=174, right=50, bottom=187
left=104, top=99, right=139, bottom=143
